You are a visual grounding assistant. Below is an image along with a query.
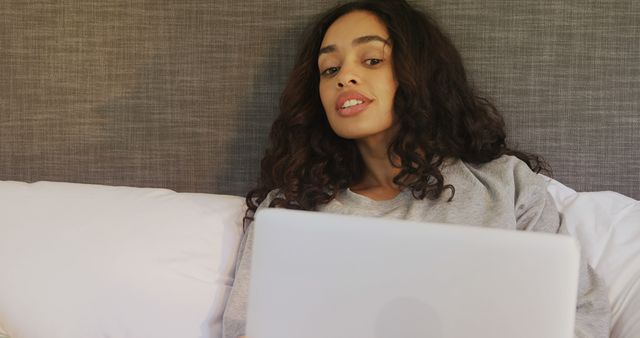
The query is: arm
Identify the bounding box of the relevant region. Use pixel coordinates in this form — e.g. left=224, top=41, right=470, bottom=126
left=221, top=222, right=255, bottom=338
left=222, top=191, right=281, bottom=338
left=517, top=187, right=611, bottom=338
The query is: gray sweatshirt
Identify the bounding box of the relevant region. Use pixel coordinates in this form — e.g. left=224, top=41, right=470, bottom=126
left=222, top=155, right=611, bottom=338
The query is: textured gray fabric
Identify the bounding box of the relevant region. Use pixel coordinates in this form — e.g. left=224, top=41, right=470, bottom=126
left=1, top=0, right=638, bottom=198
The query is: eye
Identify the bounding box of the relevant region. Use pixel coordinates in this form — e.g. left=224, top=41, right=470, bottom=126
left=364, top=58, right=383, bottom=66
left=321, top=66, right=340, bottom=77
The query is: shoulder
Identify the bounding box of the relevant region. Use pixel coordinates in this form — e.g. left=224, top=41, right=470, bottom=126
left=469, top=156, right=558, bottom=230
left=256, top=189, right=283, bottom=211
left=446, top=155, right=558, bottom=231
left=465, top=154, right=539, bottom=178
left=444, top=155, right=548, bottom=204
left=456, top=154, right=544, bottom=187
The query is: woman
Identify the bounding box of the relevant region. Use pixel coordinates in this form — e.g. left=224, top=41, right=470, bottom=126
left=222, top=1, right=611, bottom=337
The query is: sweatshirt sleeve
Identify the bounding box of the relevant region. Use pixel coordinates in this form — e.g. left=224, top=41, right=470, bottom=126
left=222, top=190, right=279, bottom=338
left=516, top=185, right=611, bottom=338
left=221, top=220, right=254, bottom=338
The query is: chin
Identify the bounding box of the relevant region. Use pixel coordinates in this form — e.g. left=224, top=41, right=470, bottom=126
left=333, top=129, right=374, bottom=140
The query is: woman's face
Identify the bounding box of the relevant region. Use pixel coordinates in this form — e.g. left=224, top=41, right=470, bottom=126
left=318, top=11, right=398, bottom=141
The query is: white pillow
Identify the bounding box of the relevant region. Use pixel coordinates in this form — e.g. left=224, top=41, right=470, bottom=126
left=2, top=179, right=638, bottom=338
left=0, top=181, right=245, bottom=338
left=546, top=178, right=640, bottom=338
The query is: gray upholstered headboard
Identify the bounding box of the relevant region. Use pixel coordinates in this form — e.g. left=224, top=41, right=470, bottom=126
left=1, top=1, right=639, bottom=199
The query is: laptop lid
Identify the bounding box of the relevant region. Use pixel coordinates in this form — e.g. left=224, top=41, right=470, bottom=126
left=246, top=208, right=580, bottom=338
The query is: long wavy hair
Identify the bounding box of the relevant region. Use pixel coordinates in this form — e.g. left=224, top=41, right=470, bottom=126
left=244, top=0, right=548, bottom=227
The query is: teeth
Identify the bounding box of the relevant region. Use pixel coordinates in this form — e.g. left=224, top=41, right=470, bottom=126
left=341, top=99, right=364, bottom=108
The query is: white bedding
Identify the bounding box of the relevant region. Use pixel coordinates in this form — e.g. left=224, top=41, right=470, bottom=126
left=0, top=181, right=245, bottom=338
left=0, top=179, right=638, bottom=338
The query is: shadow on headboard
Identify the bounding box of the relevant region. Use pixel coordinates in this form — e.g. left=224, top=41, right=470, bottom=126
left=1, top=0, right=638, bottom=199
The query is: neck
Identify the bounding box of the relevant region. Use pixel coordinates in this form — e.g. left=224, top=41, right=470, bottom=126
left=351, top=126, right=402, bottom=199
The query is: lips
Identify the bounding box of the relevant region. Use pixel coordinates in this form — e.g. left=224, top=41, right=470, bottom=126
left=335, top=91, right=372, bottom=117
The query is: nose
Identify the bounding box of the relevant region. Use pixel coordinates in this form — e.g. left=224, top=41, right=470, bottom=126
left=337, top=64, right=360, bottom=88
left=337, top=77, right=357, bottom=88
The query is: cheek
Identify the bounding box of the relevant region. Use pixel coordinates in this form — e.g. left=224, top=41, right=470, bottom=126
left=319, top=81, right=334, bottom=112
left=377, top=80, right=397, bottom=110
left=370, top=68, right=397, bottom=103
left=385, top=72, right=399, bottom=100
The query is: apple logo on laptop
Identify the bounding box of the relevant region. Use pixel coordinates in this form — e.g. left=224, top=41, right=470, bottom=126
left=374, top=297, right=442, bottom=338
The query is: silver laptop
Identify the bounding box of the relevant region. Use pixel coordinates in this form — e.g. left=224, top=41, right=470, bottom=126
left=246, top=208, right=580, bottom=338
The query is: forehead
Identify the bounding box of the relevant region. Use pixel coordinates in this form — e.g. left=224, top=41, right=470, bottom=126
left=321, top=10, right=389, bottom=47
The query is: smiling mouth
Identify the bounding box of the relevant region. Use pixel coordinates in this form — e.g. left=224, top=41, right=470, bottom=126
left=341, top=99, right=364, bottom=109
left=337, top=100, right=370, bottom=117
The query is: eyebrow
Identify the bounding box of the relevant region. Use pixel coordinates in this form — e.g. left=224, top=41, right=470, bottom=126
left=318, top=35, right=390, bottom=56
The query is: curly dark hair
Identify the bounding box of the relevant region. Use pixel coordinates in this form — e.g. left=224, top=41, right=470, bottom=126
left=244, top=0, right=548, bottom=227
